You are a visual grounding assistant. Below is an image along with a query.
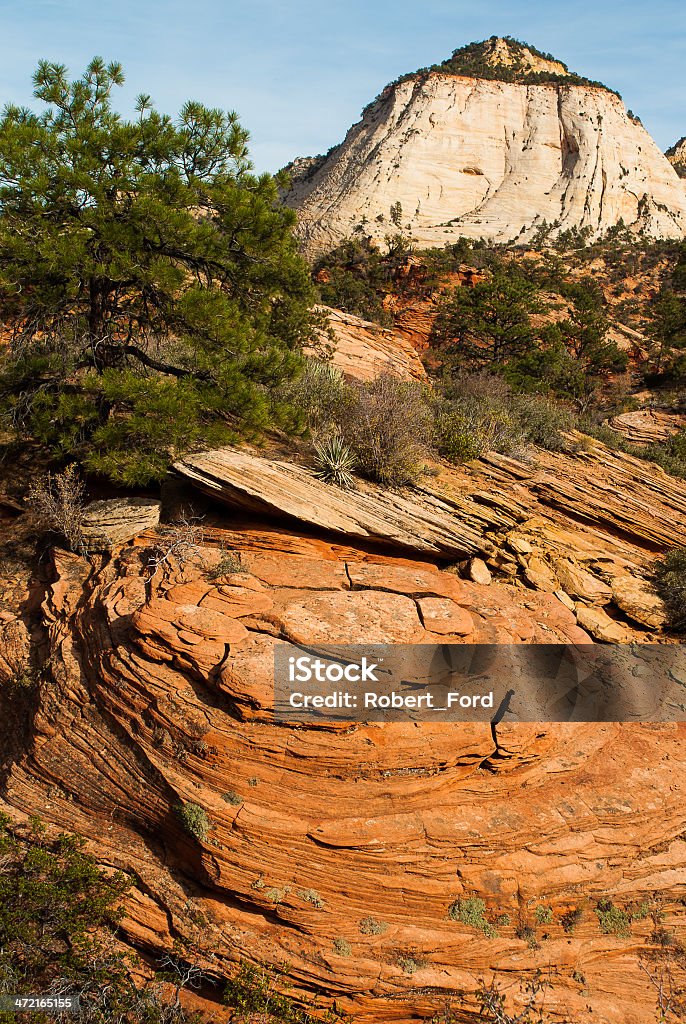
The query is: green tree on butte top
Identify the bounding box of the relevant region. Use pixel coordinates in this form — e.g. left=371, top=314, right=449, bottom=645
left=0, top=58, right=317, bottom=485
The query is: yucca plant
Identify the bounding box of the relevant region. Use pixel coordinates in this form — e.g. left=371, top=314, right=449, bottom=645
left=313, top=434, right=357, bottom=488
left=306, top=359, right=345, bottom=388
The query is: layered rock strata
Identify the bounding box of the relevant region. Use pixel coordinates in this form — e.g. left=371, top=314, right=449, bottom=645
left=1, top=528, right=686, bottom=1024
left=285, top=68, right=686, bottom=256
left=174, top=437, right=686, bottom=638
left=2, top=433, right=686, bottom=1022
left=307, top=306, right=428, bottom=382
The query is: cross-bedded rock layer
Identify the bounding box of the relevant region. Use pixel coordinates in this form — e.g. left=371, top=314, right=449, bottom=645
left=0, top=552, right=685, bottom=1020
left=2, top=435, right=686, bottom=1022
left=285, top=74, right=686, bottom=257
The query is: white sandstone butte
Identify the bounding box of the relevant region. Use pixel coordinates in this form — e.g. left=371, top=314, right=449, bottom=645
left=666, top=137, right=686, bottom=178
left=284, top=38, right=686, bottom=257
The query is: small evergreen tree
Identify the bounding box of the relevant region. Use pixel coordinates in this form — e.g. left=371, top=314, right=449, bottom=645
left=433, top=268, right=540, bottom=367
left=557, top=280, right=626, bottom=373
left=647, top=287, right=686, bottom=377
left=0, top=815, right=129, bottom=1003
left=0, top=58, right=317, bottom=484
left=0, top=815, right=204, bottom=1022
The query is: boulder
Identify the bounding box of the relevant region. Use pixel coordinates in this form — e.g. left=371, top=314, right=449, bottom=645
left=507, top=532, right=534, bottom=554
left=575, top=604, right=633, bottom=643
left=81, top=497, right=161, bottom=552
left=608, top=409, right=686, bottom=445
left=465, top=557, right=492, bottom=585
left=553, top=589, right=576, bottom=613
left=553, top=558, right=612, bottom=605
left=611, top=575, right=666, bottom=629
left=523, top=555, right=560, bottom=593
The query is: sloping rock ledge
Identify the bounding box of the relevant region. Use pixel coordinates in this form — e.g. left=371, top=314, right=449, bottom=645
left=174, top=448, right=489, bottom=558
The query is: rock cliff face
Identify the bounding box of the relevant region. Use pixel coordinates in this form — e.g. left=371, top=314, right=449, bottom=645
left=307, top=306, right=428, bottom=382
left=1, top=520, right=686, bottom=1023
left=3, top=235, right=686, bottom=1018
left=2, top=434, right=686, bottom=1022
left=667, top=136, right=686, bottom=178
left=284, top=41, right=686, bottom=256
left=174, top=437, right=686, bottom=639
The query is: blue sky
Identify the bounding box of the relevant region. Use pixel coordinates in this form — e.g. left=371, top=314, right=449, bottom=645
left=0, top=0, right=684, bottom=172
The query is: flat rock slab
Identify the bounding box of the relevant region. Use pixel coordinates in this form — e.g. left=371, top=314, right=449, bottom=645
left=575, top=604, right=633, bottom=643
left=609, top=409, right=686, bottom=445
left=273, top=589, right=424, bottom=644
left=416, top=596, right=474, bottom=636
left=174, top=448, right=487, bottom=557
left=81, top=497, right=161, bottom=552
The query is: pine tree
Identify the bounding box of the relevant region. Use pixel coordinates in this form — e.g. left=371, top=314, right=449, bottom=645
left=0, top=58, right=316, bottom=484
left=557, top=280, right=625, bottom=373
left=433, top=268, right=540, bottom=367
left=648, top=287, right=686, bottom=376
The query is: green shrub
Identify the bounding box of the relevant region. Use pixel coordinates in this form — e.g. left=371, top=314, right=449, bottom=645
left=511, top=394, right=575, bottom=451
left=0, top=816, right=203, bottom=1021
left=332, top=937, right=352, bottom=957
left=358, top=915, right=388, bottom=935
left=222, top=790, right=243, bottom=806
left=0, top=815, right=129, bottom=981
left=436, top=376, right=512, bottom=457
left=433, top=404, right=501, bottom=461
left=174, top=801, right=210, bottom=840
left=396, top=954, right=427, bottom=975
left=515, top=923, right=539, bottom=948
left=581, top=423, right=629, bottom=450
left=299, top=889, right=324, bottom=909
left=207, top=549, right=243, bottom=579
left=631, top=900, right=652, bottom=920
left=653, top=547, right=686, bottom=632
left=643, top=428, right=686, bottom=480
left=282, top=359, right=353, bottom=435
left=534, top=904, right=554, bottom=925
left=649, top=926, right=678, bottom=947
left=595, top=899, right=631, bottom=937
left=343, top=375, right=434, bottom=485
left=433, top=374, right=531, bottom=460
left=448, top=897, right=498, bottom=937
